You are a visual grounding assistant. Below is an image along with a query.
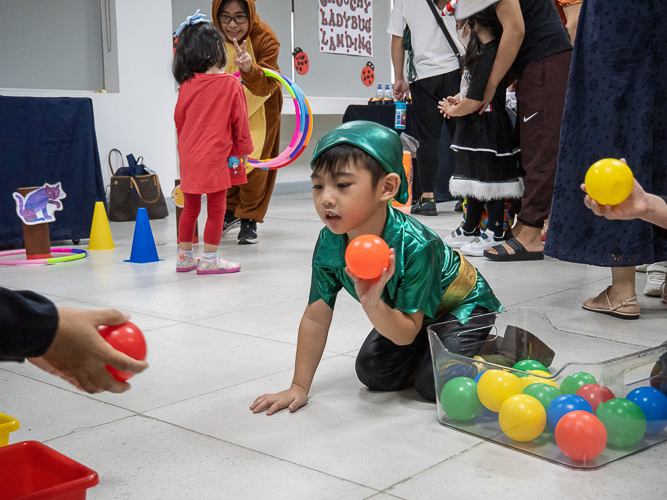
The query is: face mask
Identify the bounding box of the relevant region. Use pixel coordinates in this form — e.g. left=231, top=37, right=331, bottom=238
left=457, top=22, right=470, bottom=47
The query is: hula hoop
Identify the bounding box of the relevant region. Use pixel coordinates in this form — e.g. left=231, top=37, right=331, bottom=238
left=235, top=68, right=313, bottom=170
left=0, top=248, right=88, bottom=266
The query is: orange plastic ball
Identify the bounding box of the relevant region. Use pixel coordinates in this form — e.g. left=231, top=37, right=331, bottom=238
left=345, top=234, right=390, bottom=279
left=584, top=158, right=634, bottom=206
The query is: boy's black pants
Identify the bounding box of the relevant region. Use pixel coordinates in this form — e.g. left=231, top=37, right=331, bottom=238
left=355, top=306, right=494, bottom=402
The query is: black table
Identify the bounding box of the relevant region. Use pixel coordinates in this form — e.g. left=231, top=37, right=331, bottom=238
left=342, top=104, right=456, bottom=202
left=0, top=96, right=106, bottom=247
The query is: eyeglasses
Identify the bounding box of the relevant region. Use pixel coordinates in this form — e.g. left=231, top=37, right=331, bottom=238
left=219, top=14, right=248, bottom=25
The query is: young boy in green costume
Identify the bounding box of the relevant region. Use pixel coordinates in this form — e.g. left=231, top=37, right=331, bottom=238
left=251, top=121, right=502, bottom=414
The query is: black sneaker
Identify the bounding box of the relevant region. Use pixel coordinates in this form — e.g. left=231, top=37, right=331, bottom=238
left=454, top=199, right=464, bottom=213
left=222, top=210, right=241, bottom=236
left=410, top=196, right=437, bottom=216
left=238, top=219, right=258, bottom=244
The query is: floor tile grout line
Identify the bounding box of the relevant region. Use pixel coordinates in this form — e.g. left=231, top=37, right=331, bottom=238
left=379, top=441, right=487, bottom=496
left=0, top=366, right=146, bottom=415
left=133, top=412, right=383, bottom=494
left=42, top=414, right=141, bottom=444
left=135, top=352, right=353, bottom=414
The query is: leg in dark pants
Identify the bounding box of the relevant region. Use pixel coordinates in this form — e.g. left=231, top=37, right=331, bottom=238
left=355, top=306, right=495, bottom=401
left=355, top=328, right=428, bottom=392
left=414, top=307, right=496, bottom=402
left=410, top=70, right=462, bottom=195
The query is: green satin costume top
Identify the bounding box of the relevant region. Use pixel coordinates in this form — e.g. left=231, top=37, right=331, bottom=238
left=308, top=206, right=502, bottom=324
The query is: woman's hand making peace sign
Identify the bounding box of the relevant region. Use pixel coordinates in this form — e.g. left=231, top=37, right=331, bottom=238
left=233, top=38, right=253, bottom=73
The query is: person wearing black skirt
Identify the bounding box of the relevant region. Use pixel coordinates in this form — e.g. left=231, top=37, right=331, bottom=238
left=440, top=7, right=522, bottom=257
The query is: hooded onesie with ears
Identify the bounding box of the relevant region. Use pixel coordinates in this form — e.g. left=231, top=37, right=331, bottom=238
left=212, top=0, right=282, bottom=224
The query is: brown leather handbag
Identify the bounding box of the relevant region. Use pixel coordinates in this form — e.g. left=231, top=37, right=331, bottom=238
left=107, top=149, right=169, bottom=221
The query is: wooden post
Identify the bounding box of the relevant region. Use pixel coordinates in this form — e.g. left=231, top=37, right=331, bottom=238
left=17, top=187, right=52, bottom=259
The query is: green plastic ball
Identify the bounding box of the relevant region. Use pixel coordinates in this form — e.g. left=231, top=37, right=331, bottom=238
left=560, top=372, right=597, bottom=395
left=596, top=398, right=647, bottom=448
left=440, top=377, right=483, bottom=421
left=524, top=383, right=561, bottom=411
left=513, top=359, right=548, bottom=376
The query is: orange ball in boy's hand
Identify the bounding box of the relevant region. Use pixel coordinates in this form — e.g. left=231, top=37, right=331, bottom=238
left=345, top=234, right=390, bottom=280
left=584, top=158, right=634, bottom=206
left=98, top=322, right=147, bottom=382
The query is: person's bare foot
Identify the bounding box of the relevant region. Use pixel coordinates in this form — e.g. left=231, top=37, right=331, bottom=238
left=485, top=223, right=543, bottom=255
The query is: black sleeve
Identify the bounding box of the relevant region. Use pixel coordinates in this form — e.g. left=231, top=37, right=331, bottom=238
left=466, top=49, right=495, bottom=102
left=0, top=287, right=59, bottom=361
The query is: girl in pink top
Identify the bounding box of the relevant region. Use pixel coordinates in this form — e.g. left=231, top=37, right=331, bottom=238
left=173, top=11, right=253, bottom=274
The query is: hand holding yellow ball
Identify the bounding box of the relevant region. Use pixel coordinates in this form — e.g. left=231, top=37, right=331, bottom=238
left=584, top=158, right=634, bottom=206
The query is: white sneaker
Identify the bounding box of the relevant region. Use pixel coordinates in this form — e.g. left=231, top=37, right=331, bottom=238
left=644, top=262, right=667, bottom=296
left=636, top=264, right=650, bottom=273
left=460, top=231, right=497, bottom=257
left=444, top=226, right=479, bottom=249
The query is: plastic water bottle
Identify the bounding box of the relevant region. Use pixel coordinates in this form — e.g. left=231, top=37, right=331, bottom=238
left=385, top=84, right=393, bottom=101
left=375, top=84, right=384, bottom=100
left=395, top=100, right=406, bottom=130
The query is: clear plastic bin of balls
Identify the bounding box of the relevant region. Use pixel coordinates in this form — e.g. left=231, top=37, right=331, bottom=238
left=428, top=308, right=667, bottom=470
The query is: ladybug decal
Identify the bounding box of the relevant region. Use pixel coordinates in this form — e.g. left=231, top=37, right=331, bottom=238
left=361, top=62, right=375, bottom=87
left=293, top=47, right=309, bottom=75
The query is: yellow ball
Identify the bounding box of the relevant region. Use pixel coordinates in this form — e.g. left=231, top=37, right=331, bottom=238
left=477, top=369, right=523, bottom=412
left=499, top=394, right=547, bottom=441
left=522, top=370, right=559, bottom=389
left=584, top=158, right=634, bottom=206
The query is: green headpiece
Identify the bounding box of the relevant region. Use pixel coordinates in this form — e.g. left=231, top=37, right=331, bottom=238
left=311, top=121, right=408, bottom=205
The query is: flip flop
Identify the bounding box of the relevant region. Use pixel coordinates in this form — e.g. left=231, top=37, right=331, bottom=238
left=483, top=237, right=544, bottom=262
left=582, top=286, right=640, bottom=320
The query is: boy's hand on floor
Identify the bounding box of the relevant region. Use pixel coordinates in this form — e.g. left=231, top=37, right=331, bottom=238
left=250, top=384, right=308, bottom=415
left=345, top=249, right=396, bottom=309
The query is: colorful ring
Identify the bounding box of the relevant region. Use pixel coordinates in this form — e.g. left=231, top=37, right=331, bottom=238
left=235, top=68, right=312, bottom=170
left=0, top=248, right=87, bottom=266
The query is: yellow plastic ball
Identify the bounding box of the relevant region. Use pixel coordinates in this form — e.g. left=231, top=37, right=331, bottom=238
left=499, top=394, right=547, bottom=441
left=522, top=370, right=559, bottom=389
left=584, top=158, right=634, bottom=206
left=477, top=369, right=523, bottom=412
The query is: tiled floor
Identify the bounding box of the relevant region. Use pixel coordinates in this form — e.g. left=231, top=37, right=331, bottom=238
left=2, top=193, right=666, bottom=499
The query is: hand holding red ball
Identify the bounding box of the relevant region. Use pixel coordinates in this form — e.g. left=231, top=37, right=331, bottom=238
left=98, top=322, right=147, bottom=382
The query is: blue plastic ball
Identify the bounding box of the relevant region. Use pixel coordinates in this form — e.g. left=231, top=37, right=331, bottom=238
left=474, top=370, right=487, bottom=383
left=441, top=362, right=477, bottom=384
left=546, top=394, right=594, bottom=432
left=626, top=387, right=667, bottom=434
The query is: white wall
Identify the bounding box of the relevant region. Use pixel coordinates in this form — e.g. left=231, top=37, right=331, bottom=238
left=1, top=0, right=178, bottom=189
left=0, top=0, right=346, bottom=192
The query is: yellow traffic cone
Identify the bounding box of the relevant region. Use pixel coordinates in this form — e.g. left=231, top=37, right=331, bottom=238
left=88, top=201, right=115, bottom=250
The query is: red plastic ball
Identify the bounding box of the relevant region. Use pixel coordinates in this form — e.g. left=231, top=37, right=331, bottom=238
left=98, top=322, right=147, bottom=382
left=345, top=234, right=390, bottom=280
left=576, top=383, right=616, bottom=412
left=555, top=410, right=607, bottom=461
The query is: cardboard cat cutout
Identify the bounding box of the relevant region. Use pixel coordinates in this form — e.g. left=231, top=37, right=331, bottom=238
left=14, top=182, right=67, bottom=225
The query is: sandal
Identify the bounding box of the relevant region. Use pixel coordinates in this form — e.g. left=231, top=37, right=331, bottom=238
left=483, top=237, right=544, bottom=262
left=582, top=286, right=640, bottom=319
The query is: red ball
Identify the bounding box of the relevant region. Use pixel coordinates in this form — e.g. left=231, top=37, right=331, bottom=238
left=345, top=234, right=390, bottom=280
left=555, top=410, right=607, bottom=461
left=98, top=322, right=147, bottom=382
left=576, top=383, right=615, bottom=412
